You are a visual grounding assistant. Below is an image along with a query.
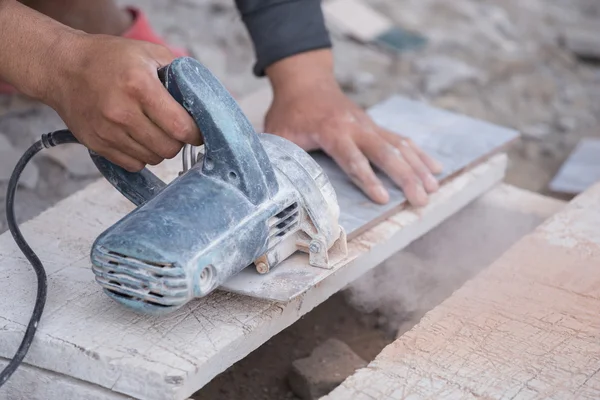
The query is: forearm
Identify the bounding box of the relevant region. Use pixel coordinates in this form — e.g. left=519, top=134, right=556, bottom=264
left=265, top=48, right=335, bottom=97
left=235, top=0, right=332, bottom=76
left=0, top=0, right=80, bottom=100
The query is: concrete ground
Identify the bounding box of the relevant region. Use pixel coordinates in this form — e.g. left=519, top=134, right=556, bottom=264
left=0, top=0, right=598, bottom=398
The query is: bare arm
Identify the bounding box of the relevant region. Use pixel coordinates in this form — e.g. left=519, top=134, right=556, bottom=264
left=0, top=0, right=79, bottom=100
left=0, top=0, right=200, bottom=171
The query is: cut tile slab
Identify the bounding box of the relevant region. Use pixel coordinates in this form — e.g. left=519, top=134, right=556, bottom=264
left=549, top=138, right=600, bottom=194
left=323, top=181, right=600, bottom=400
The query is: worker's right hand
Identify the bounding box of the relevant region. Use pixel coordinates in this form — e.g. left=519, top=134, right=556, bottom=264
left=42, top=35, right=202, bottom=172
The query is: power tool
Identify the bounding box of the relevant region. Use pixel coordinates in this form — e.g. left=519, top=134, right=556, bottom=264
left=0, top=57, right=347, bottom=387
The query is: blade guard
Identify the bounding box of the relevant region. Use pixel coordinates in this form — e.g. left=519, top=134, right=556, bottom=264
left=89, top=57, right=278, bottom=205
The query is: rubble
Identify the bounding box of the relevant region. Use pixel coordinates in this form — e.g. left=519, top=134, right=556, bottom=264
left=561, top=25, right=600, bottom=60
left=0, top=132, right=39, bottom=190
left=415, top=55, right=486, bottom=95
left=288, top=338, right=367, bottom=400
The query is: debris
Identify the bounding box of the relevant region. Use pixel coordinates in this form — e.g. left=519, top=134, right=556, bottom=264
left=288, top=338, right=367, bottom=400
left=0, top=133, right=39, bottom=189
left=521, top=123, right=553, bottom=140
left=323, top=0, right=426, bottom=53
left=338, top=70, right=377, bottom=93
left=415, top=56, right=486, bottom=95
left=560, top=26, right=600, bottom=61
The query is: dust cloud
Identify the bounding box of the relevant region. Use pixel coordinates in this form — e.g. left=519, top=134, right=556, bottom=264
left=343, top=191, right=558, bottom=336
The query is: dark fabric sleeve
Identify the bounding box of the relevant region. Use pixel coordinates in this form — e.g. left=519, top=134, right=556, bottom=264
left=234, top=0, right=332, bottom=77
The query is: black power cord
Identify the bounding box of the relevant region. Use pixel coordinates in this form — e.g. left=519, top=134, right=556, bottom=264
left=0, top=129, right=79, bottom=388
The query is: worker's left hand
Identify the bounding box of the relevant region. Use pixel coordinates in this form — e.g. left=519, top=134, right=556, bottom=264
left=264, top=50, right=443, bottom=207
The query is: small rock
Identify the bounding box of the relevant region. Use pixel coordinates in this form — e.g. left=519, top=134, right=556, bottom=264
left=415, top=56, right=486, bottom=95
left=43, top=144, right=101, bottom=178
left=338, top=71, right=376, bottom=93
left=288, top=338, right=367, bottom=400
left=558, top=117, right=578, bottom=133
left=0, top=133, right=39, bottom=189
left=521, top=123, right=553, bottom=140
left=560, top=26, right=600, bottom=61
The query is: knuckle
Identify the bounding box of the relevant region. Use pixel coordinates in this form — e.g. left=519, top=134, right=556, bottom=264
left=346, top=157, right=371, bottom=180
left=402, top=137, right=415, bottom=147
left=163, top=144, right=183, bottom=159
left=95, top=128, right=115, bottom=143
left=123, top=71, right=149, bottom=95
left=103, top=106, right=135, bottom=126
left=170, top=119, right=194, bottom=142
left=147, top=156, right=164, bottom=166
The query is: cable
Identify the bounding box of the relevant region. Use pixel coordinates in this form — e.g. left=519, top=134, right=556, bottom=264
left=0, top=130, right=79, bottom=388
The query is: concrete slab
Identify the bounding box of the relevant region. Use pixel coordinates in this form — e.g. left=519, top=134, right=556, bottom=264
left=323, top=182, right=600, bottom=400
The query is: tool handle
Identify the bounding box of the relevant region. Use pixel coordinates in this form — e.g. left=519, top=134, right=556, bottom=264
left=160, top=57, right=278, bottom=204
left=91, top=57, right=278, bottom=207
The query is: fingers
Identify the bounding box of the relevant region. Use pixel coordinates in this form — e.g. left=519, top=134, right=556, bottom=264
left=117, top=132, right=165, bottom=166
left=405, top=136, right=444, bottom=174
left=140, top=79, right=202, bottom=146
left=127, top=112, right=184, bottom=160
left=379, top=130, right=440, bottom=194
left=322, top=135, right=390, bottom=204
left=359, top=132, right=429, bottom=207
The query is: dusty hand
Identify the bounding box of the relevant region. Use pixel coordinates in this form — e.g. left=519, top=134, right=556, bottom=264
left=41, top=35, right=201, bottom=171
left=265, top=51, right=442, bottom=206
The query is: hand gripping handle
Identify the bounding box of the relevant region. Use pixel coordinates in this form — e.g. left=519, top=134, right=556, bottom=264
left=90, top=57, right=278, bottom=207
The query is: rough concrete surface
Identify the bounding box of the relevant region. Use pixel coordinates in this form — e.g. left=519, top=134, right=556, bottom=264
left=288, top=338, right=367, bottom=400
left=324, top=181, right=600, bottom=400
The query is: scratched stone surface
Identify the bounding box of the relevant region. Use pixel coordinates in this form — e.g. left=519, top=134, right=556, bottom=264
left=323, top=182, right=600, bottom=400
left=549, top=138, right=600, bottom=195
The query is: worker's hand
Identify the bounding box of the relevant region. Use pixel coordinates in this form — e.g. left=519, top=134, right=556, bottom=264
left=41, top=35, right=201, bottom=172
left=265, top=50, right=442, bottom=206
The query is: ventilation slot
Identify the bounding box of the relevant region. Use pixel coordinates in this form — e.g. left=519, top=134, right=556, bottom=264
left=92, top=246, right=189, bottom=310
left=268, top=202, right=300, bottom=240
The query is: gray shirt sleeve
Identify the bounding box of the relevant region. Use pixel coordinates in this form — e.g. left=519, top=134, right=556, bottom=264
left=234, top=0, right=332, bottom=76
